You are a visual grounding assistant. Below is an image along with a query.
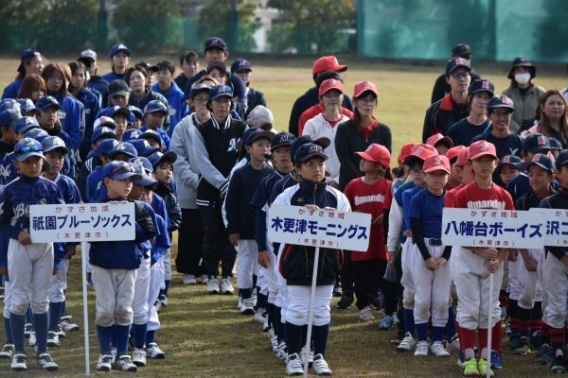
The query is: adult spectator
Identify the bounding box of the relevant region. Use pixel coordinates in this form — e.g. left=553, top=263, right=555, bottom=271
left=126, top=66, right=168, bottom=114
left=151, top=61, right=188, bottom=136
left=78, top=49, right=109, bottom=104
left=289, top=56, right=353, bottom=136
left=175, top=51, right=200, bottom=91
left=430, top=43, right=481, bottom=104
left=522, top=90, right=568, bottom=148
left=2, top=48, right=44, bottom=100
left=502, top=57, right=545, bottom=133
left=422, top=58, right=471, bottom=142
left=231, top=59, right=266, bottom=119
left=101, top=44, right=131, bottom=84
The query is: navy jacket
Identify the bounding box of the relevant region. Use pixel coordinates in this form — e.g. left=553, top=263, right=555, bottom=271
left=1, top=79, right=24, bottom=100
left=154, top=181, right=182, bottom=233
left=76, top=87, right=102, bottom=162
left=251, top=170, right=287, bottom=252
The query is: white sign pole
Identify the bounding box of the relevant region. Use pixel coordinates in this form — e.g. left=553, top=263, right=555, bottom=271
left=486, top=273, right=494, bottom=378
left=303, top=246, right=320, bottom=378
left=81, top=242, right=91, bottom=377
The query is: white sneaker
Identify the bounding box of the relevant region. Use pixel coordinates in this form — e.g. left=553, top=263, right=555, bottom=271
left=254, top=309, right=267, bottom=323
left=183, top=274, right=197, bottom=285
left=55, top=324, right=66, bottom=338
left=220, top=277, right=234, bottom=295
left=445, top=335, right=460, bottom=354
left=431, top=341, right=450, bottom=358
left=286, top=353, right=304, bottom=376
left=146, top=342, right=166, bottom=359
left=159, top=294, right=168, bottom=307
left=239, top=298, right=255, bottom=314
left=396, top=332, right=416, bottom=352
left=200, top=274, right=208, bottom=285
left=312, top=353, right=332, bottom=376
left=38, top=352, right=58, bottom=371
left=28, top=331, right=36, bottom=347
left=96, top=354, right=112, bottom=372
left=207, top=277, right=220, bottom=294
left=24, top=323, right=32, bottom=338
left=47, top=330, right=60, bottom=347
left=359, top=306, right=375, bottom=322
left=414, top=341, right=429, bottom=357
left=300, top=345, right=314, bottom=366
left=276, top=341, right=288, bottom=360
left=114, top=355, right=137, bottom=372
left=271, top=336, right=279, bottom=353
left=262, top=319, right=270, bottom=332
left=11, top=353, right=27, bottom=371
left=60, top=315, right=80, bottom=332
left=132, top=348, right=147, bottom=367
left=0, top=343, right=14, bottom=359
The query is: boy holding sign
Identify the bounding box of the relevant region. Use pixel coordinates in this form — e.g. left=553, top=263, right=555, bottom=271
left=451, top=140, right=514, bottom=377
left=273, top=142, right=350, bottom=376
left=0, top=138, right=64, bottom=372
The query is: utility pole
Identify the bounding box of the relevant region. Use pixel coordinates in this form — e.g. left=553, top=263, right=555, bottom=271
left=229, top=0, right=238, bottom=51
left=98, top=0, right=108, bottom=50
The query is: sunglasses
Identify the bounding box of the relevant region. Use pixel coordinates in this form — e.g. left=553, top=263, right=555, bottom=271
left=16, top=143, right=42, bottom=155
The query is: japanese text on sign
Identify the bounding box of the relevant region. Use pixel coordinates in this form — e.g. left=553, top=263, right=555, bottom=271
left=529, top=208, right=568, bottom=247
left=29, top=203, right=135, bottom=243
left=268, top=204, right=371, bottom=252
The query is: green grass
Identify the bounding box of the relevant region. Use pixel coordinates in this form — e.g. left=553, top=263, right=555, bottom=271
left=0, top=56, right=564, bottom=377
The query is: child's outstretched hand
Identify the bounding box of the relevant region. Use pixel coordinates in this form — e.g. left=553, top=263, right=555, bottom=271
left=18, top=230, right=32, bottom=245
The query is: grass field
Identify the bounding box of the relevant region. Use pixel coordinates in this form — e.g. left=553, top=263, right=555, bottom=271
left=0, top=55, right=565, bottom=377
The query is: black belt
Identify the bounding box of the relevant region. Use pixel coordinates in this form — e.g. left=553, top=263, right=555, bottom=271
left=428, top=238, right=443, bottom=246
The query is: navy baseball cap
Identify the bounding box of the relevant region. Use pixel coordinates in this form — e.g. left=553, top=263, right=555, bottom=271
left=25, top=128, right=49, bottom=142
left=36, top=96, right=61, bottom=111
left=92, top=126, right=117, bottom=144
left=108, top=106, right=132, bottom=120
left=204, top=37, right=227, bottom=52
left=129, top=158, right=158, bottom=187
left=245, top=128, right=274, bottom=146
left=291, top=135, right=331, bottom=162
left=271, top=132, right=296, bottom=151
left=42, top=136, right=70, bottom=154
left=526, top=153, right=555, bottom=173
left=17, top=98, right=36, bottom=114
left=130, top=139, right=158, bottom=157
left=0, top=109, right=21, bottom=127
left=144, top=100, right=168, bottom=115
left=206, top=62, right=227, bottom=75
left=522, top=133, right=550, bottom=153
left=103, top=161, right=141, bottom=181
left=127, top=105, right=144, bottom=120
left=94, top=116, right=117, bottom=130
left=445, top=58, right=471, bottom=76
left=0, top=99, right=21, bottom=113
left=185, top=83, right=211, bottom=101
left=497, top=155, right=522, bottom=173
left=15, top=116, right=40, bottom=134
left=18, top=48, right=40, bottom=72
left=108, top=142, right=138, bottom=159
left=123, top=128, right=142, bottom=141
left=487, top=95, right=515, bottom=112
left=556, top=150, right=568, bottom=167
left=294, top=142, right=329, bottom=165
left=469, top=80, right=495, bottom=97
left=96, top=139, right=120, bottom=156
left=549, top=138, right=563, bottom=151
left=139, top=129, right=164, bottom=148
left=148, top=151, right=177, bottom=169
left=109, top=44, right=130, bottom=58
left=108, top=80, right=131, bottom=97
left=14, top=137, right=44, bottom=162
left=231, top=59, right=252, bottom=74
left=209, top=85, right=233, bottom=101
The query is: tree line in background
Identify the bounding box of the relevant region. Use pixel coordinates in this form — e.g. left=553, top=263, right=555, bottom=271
left=0, top=0, right=355, bottom=56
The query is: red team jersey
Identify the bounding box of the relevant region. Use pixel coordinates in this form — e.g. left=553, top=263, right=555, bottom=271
left=451, top=182, right=514, bottom=211
left=444, top=183, right=465, bottom=208
left=344, top=177, right=392, bottom=261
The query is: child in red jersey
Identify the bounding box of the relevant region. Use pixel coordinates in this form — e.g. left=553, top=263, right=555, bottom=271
left=344, top=144, right=394, bottom=322
left=450, top=140, right=514, bottom=377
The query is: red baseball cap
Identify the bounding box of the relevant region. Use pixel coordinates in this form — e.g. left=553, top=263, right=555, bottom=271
left=355, top=144, right=391, bottom=168
left=404, top=144, right=438, bottom=166
left=353, top=81, right=378, bottom=98
left=446, top=145, right=466, bottom=162
left=468, top=140, right=498, bottom=160
left=423, top=154, right=451, bottom=174
left=455, top=147, right=470, bottom=167
left=319, top=79, right=345, bottom=97
left=312, top=56, right=348, bottom=76
left=397, top=143, right=417, bottom=166
left=426, top=133, right=454, bottom=148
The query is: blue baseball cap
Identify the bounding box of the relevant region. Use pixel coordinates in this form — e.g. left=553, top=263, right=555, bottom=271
left=556, top=150, right=568, bottom=167
left=94, top=115, right=117, bottom=130
left=184, top=83, right=211, bottom=101
left=204, top=37, right=227, bottom=52
left=15, top=116, right=40, bottom=134
left=36, top=96, right=61, bottom=111
left=0, top=109, right=21, bottom=127
left=291, top=135, right=331, bottom=162
left=549, top=138, right=563, bottom=151
left=144, top=100, right=168, bottom=115
left=148, top=151, right=177, bottom=169
left=103, top=161, right=141, bottom=181
left=109, top=44, right=130, bottom=58
left=108, top=142, right=138, bottom=159
left=271, top=132, right=296, bottom=151
left=469, top=79, right=495, bottom=97
left=522, top=133, right=550, bottom=153
left=129, top=139, right=158, bottom=157
left=123, top=128, right=142, bottom=142
left=294, top=142, right=329, bottom=165
left=526, top=153, right=555, bottom=173
left=445, top=57, right=471, bottom=76
left=129, top=158, right=158, bottom=187
left=14, top=137, right=44, bottom=162
left=487, top=95, right=515, bottom=112
left=209, top=85, right=233, bottom=101
left=0, top=98, right=21, bottom=113
left=25, top=128, right=49, bottom=142
left=17, top=98, right=36, bottom=114
left=139, top=129, right=164, bottom=148
left=108, top=80, right=131, bottom=97
left=96, top=139, right=120, bottom=156
left=42, top=136, right=70, bottom=154
left=106, top=105, right=132, bottom=120
left=92, top=126, right=117, bottom=144
left=231, top=59, right=252, bottom=74
left=497, top=154, right=522, bottom=173
left=245, top=128, right=274, bottom=146
left=127, top=105, right=144, bottom=120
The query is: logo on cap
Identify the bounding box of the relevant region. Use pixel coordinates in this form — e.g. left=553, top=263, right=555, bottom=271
left=412, top=146, right=424, bottom=156
left=309, top=145, right=319, bottom=153
left=279, top=134, right=290, bottom=142
left=479, top=141, right=488, bottom=151
left=482, top=81, right=490, bottom=89
left=537, top=135, right=546, bottom=146
left=533, top=154, right=542, bottom=162
left=434, top=156, right=442, bottom=165
left=502, top=96, right=513, bottom=105
left=116, top=143, right=126, bottom=151
left=503, top=156, right=511, bottom=164
left=456, top=58, right=465, bottom=65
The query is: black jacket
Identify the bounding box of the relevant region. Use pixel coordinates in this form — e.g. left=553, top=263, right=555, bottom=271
left=245, top=88, right=267, bottom=119
left=431, top=71, right=481, bottom=104
left=154, top=181, right=182, bottom=233
left=422, top=93, right=469, bottom=142
left=335, top=119, right=392, bottom=191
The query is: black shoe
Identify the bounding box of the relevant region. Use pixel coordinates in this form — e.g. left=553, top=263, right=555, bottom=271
left=332, top=283, right=343, bottom=297
left=550, top=357, right=567, bottom=374
left=336, top=294, right=353, bottom=309
left=508, top=329, right=520, bottom=349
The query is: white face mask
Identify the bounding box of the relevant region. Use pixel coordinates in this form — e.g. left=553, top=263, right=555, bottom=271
left=515, top=72, right=531, bottom=85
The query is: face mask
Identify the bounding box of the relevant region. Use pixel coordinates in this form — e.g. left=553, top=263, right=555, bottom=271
left=515, top=72, right=531, bottom=85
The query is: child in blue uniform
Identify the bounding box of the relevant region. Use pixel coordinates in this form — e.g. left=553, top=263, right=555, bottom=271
left=0, top=138, right=64, bottom=372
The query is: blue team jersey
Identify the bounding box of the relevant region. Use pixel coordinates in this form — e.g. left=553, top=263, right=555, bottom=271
left=86, top=166, right=106, bottom=203
left=0, top=152, right=17, bottom=192
left=1, top=79, right=24, bottom=100
left=408, top=188, right=445, bottom=238
left=150, top=82, right=188, bottom=137
left=402, top=185, right=422, bottom=232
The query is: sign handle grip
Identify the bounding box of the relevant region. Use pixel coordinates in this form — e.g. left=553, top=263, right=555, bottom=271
left=303, top=246, right=320, bottom=378
left=486, top=272, right=494, bottom=378
left=81, top=242, right=91, bottom=377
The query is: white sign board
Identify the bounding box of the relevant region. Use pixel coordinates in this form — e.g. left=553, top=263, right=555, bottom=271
left=442, top=208, right=544, bottom=249
left=529, top=208, right=568, bottom=247
left=30, top=203, right=135, bottom=243
left=268, top=204, right=371, bottom=252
